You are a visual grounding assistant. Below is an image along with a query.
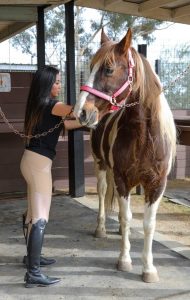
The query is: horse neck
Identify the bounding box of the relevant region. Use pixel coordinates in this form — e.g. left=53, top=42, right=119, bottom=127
left=128, top=85, right=161, bottom=125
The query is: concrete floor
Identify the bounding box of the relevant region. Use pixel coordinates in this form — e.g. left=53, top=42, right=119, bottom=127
left=0, top=194, right=190, bottom=300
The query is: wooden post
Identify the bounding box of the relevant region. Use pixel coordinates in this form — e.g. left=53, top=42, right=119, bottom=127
left=65, top=0, right=85, bottom=197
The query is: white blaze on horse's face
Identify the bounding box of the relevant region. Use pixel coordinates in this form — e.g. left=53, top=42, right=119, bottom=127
left=74, top=63, right=100, bottom=127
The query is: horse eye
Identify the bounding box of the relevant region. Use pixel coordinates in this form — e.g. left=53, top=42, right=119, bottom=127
left=104, top=67, right=113, bottom=76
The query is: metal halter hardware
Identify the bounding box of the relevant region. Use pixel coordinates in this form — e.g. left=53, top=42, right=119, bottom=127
left=80, top=48, right=138, bottom=109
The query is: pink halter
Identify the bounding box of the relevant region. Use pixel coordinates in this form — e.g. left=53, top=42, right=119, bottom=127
left=80, top=48, right=135, bottom=110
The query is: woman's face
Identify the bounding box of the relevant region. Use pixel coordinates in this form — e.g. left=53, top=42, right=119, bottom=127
left=50, top=73, right=61, bottom=98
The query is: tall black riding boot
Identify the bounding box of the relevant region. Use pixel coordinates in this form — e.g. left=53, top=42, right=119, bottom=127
left=22, top=212, right=56, bottom=267
left=24, top=218, right=60, bottom=288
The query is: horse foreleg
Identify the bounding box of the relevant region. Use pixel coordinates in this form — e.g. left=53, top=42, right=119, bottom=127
left=117, top=194, right=133, bottom=272
left=95, top=169, right=107, bottom=238
left=142, top=198, right=161, bottom=283
left=118, top=211, right=122, bottom=235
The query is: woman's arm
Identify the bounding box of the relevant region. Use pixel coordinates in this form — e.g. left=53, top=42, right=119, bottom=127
left=64, top=119, right=84, bottom=130
left=51, top=102, right=74, bottom=118
left=52, top=101, right=84, bottom=129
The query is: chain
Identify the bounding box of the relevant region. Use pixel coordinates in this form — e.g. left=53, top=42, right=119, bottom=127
left=0, top=105, right=67, bottom=139
left=124, top=101, right=139, bottom=107
left=162, top=64, right=190, bottom=92
left=1, top=64, right=190, bottom=137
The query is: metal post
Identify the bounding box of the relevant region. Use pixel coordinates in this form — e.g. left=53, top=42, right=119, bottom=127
left=37, top=6, right=46, bottom=69
left=65, top=0, right=85, bottom=197
left=155, top=59, right=161, bottom=76
left=138, top=44, right=147, bottom=57
left=136, top=44, right=148, bottom=195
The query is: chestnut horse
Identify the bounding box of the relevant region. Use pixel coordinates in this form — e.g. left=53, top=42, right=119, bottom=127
left=74, top=29, right=176, bottom=283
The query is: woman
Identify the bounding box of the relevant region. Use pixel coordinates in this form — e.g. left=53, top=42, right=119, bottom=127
left=20, top=66, right=82, bottom=288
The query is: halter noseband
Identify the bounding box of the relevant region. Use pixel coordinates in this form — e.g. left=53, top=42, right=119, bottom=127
left=80, top=48, right=135, bottom=110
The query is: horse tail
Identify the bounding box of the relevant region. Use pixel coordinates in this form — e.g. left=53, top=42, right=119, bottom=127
left=105, top=169, right=118, bottom=213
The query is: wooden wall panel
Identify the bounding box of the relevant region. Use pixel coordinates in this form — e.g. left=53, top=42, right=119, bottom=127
left=0, top=133, right=25, bottom=192
left=0, top=72, right=32, bottom=193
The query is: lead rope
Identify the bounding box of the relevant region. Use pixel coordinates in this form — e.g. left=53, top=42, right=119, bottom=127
left=0, top=106, right=74, bottom=139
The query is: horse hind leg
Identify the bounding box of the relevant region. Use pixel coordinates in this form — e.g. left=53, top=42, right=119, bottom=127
left=94, top=169, right=107, bottom=238
left=142, top=185, right=166, bottom=283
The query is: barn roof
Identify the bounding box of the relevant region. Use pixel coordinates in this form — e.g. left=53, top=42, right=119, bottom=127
left=0, top=1, right=190, bottom=42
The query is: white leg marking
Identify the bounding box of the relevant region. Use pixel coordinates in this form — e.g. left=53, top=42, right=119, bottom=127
left=95, top=169, right=107, bottom=238
left=117, top=194, right=133, bottom=271
left=142, top=194, right=164, bottom=282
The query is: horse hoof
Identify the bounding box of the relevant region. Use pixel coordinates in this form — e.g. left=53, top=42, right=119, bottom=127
left=94, top=229, right=107, bottom=238
left=117, top=261, right=132, bottom=272
left=142, top=272, right=159, bottom=283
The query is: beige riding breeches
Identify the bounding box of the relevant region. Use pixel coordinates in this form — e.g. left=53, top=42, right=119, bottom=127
left=20, top=149, right=53, bottom=224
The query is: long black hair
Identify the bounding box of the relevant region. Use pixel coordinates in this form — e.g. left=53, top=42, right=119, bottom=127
left=24, top=66, right=59, bottom=138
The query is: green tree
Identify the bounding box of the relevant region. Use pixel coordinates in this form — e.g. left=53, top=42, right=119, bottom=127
left=11, top=6, right=65, bottom=64
left=98, top=12, right=164, bottom=44
left=73, top=7, right=167, bottom=91
left=11, top=6, right=167, bottom=64
left=11, top=6, right=168, bottom=99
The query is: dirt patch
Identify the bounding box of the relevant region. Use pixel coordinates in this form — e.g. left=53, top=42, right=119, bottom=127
left=159, top=179, right=190, bottom=247
left=131, top=194, right=190, bottom=247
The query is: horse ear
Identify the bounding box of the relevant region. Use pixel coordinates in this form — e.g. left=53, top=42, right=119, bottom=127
left=101, top=28, right=110, bottom=45
left=116, top=28, right=132, bottom=53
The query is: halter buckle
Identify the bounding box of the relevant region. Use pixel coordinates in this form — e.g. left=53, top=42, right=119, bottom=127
left=128, top=75, right=133, bottom=83
left=111, top=96, right=117, bottom=105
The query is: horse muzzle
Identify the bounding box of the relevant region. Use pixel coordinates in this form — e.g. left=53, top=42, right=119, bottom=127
left=79, top=108, right=99, bottom=128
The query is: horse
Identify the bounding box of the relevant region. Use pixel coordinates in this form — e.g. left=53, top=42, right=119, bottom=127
left=74, top=28, right=176, bottom=283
